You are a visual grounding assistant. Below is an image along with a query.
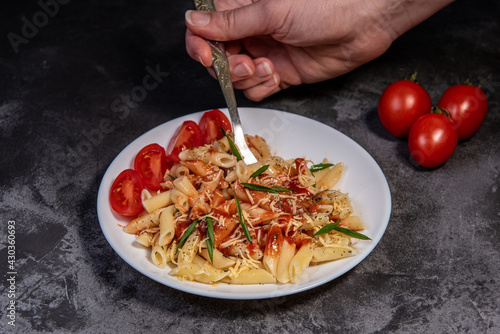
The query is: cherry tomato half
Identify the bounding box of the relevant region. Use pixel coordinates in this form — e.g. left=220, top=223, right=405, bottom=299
left=378, top=80, right=432, bottom=138
left=198, top=108, right=232, bottom=145
left=109, top=169, right=145, bottom=216
left=437, top=84, right=488, bottom=140
left=134, top=143, right=169, bottom=191
left=408, top=113, right=458, bottom=168
left=166, top=120, right=203, bottom=161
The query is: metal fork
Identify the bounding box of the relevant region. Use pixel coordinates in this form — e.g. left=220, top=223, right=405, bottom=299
left=193, top=0, right=258, bottom=165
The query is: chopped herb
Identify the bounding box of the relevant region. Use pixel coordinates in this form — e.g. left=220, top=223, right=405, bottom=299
left=313, top=221, right=371, bottom=240
left=168, top=174, right=175, bottom=180
left=309, top=163, right=334, bottom=174
left=241, top=183, right=291, bottom=194
left=234, top=194, right=252, bottom=242
left=313, top=221, right=340, bottom=236
left=250, top=165, right=270, bottom=178
left=206, top=217, right=215, bottom=263
left=221, top=127, right=242, bottom=161
left=176, top=220, right=198, bottom=253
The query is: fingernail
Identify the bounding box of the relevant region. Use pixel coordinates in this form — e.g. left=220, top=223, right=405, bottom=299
left=196, top=54, right=207, bottom=67
left=263, top=74, right=278, bottom=87
left=256, top=62, right=272, bottom=77
left=234, top=63, right=252, bottom=77
left=185, top=10, right=211, bottom=26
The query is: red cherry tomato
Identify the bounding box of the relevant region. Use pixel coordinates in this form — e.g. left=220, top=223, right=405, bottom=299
left=134, top=143, right=169, bottom=191
left=437, top=84, right=488, bottom=140
left=378, top=80, right=432, bottom=138
left=109, top=169, right=145, bottom=216
left=166, top=120, right=203, bottom=161
left=408, top=113, right=458, bottom=168
left=198, top=108, right=232, bottom=145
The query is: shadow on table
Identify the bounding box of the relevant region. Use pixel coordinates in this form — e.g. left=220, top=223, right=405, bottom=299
left=364, top=106, right=436, bottom=171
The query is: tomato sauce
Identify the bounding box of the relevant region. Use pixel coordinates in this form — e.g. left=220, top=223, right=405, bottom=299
left=284, top=178, right=311, bottom=195
left=246, top=243, right=260, bottom=257
left=175, top=219, right=191, bottom=241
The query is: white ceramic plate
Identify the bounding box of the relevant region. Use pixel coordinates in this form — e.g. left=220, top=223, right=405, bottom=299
left=97, top=108, right=391, bottom=299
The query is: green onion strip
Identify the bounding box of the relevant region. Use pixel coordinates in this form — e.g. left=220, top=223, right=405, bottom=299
left=176, top=219, right=198, bottom=253
left=313, top=221, right=371, bottom=240
left=234, top=195, right=252, bottom=242
left=241, top=183, right=291, bottom=194
left=309, top=163, right=334, bottom=174
left=221, top=127, right=243, bottom=161
left=250, top=165, right=269, bottom=178
left=206, top=217, right=215, bottom=263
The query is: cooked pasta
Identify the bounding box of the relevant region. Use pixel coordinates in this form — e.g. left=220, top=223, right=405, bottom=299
left=123, top=134, right=369, bottom=285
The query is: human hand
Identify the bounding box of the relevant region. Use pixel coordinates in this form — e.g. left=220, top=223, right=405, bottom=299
left=185, top=0, right=454, bottom=101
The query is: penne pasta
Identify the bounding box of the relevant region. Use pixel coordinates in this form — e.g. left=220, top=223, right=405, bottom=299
left=311, top=246, right=357, bottom=263
left=200, top=248, right=236, bottom=269
left=151, top=244, right=170, bottom=268
left=142, top=190, right=172, bottom=213
left=263, top=225, right=283, bottom=277
left=170, top=188, right=190, bottom=213
left=276, top=238, right=296, bottom=284
left=226, top=268, right=277, bottom=284
left=157, top=205, right=176, bottom=246
left=124, top=207, right=165, bottom=234
left=246, top=135, right=271, bottom=161
left=178, top=146, right=210, bottom=161
left=173, top=176, right=198, bottom=197
left=177, top=231, right=200, bottom=265
left=235, top=161, right=252, bottom=183
left=311, top=159, right=332, bottom=183
left=289, top=242, right=314, bottom=283
left=117, top=123, right=369, bottom=286
left=339, top=215, right=366, bottom=231
left=213, top=136, right=230, bottom=152
left=191, top=255, right=230, bottom=284
left=173, top=165, right=190, bottom=178
left=317, top=162, right=344, bottom=189
left=181, top=160, right=215, bottom=177
left=210, top=152, right=237, bottom=168
left=169, top=263, right=200, bottom=281
left=136, top=231, right=153, bottom=247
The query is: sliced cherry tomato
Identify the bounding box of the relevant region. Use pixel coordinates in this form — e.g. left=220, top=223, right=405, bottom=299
left=198, top=108, right=232, bottom=145
left=408, top=113, right=458, bottom=168
left=437, top=84, right=488, bottom=140
left=378, top=80, right=432, bottom=138
left=134, top=143, right=168, bottom=191
left=109, top=169, right=145, bottom=216
left=166, top=120, right=202, bottom=161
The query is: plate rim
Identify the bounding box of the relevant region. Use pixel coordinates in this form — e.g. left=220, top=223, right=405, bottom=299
left=97, top=107, right=391, bottom=300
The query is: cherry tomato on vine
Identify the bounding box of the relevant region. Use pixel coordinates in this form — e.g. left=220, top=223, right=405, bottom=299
left=378, top=80, right=432, bottom=138
left=437, top=84, right=488, bottom=140
left=166, top=120, right=203, bottom=162
left=199, top=109, right=232, bottom=145
left=408, top=113, right=458, bottom=168
left=134, top=143, right=169, bottom=191
left=109, top=169, right=145, bottom=216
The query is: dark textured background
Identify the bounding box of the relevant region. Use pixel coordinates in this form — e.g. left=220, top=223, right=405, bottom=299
left=1, top=0, right=499, bottom=333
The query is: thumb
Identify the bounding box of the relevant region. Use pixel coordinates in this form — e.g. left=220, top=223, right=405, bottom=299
left=185, top=2, right=276, bottom=42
